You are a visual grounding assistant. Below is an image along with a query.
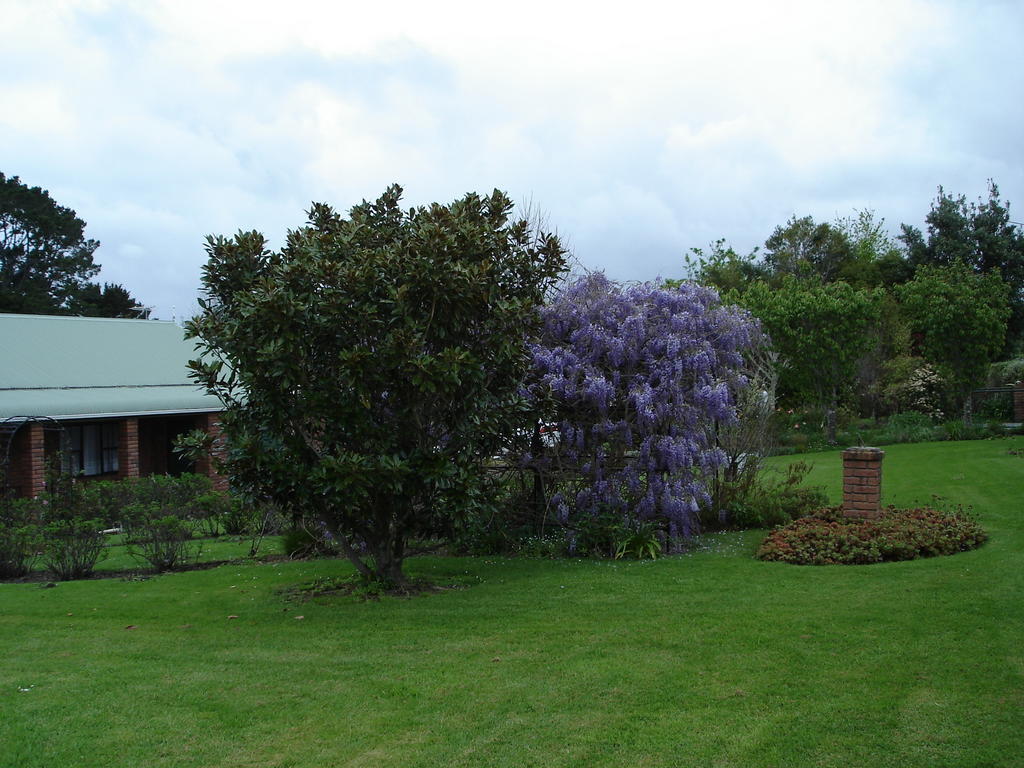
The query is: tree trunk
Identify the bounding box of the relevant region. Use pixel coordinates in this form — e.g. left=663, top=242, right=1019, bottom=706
left=363, top=519, right=411, bottom=589
left=825, top=387, right=838, bottom=445
left=530, top=423, right=547, bottom=531
left=962, top=395, right=973, bottom=427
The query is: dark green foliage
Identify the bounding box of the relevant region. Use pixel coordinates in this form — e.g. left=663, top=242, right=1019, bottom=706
left=900, top=181, right=1024, bottom=352
left=897, top=262, right=1010, bottom=422
left=690, top=210, right=909, bottom=293
left=84, top=473, right=212, bottom=528
left=0, top=172, right=99, bottom=314
left=125, top=509, right=201, bottom=571
left=280, top=524, right=338, bottom=559
left=988, top=358, right=1024, bottom=387
left=37, top=470, right=106, bottom=580
left=763, top=215, right=854, bottom=283
left=684, top=239, right=768, bottom=292
left=42, top=517, right=106, bottom=580
left=731, top=278, right=881, bottom=442
left=0, top=172, right=147, bottom=316
left=975, top=392, right=1012, bottom=421
left=0, top=494, right=41, bottom=578
left=757, top=506, right=987, bottom=565
left=716, top=461, right=829, bottom=529
left=881, top=411, right=936, bottom=443
left=193, top=490, right=263, bottom=537
left=187, top=185, right=566, bottom=586
left=571, top=511, right=629, bottom=559
left=613, top=520, right=662, bottom=560
left=69, top=282, right=149, bottom=318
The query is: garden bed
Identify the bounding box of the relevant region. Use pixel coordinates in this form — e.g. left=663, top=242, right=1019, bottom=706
left=756, top=505, right=987, bottom=565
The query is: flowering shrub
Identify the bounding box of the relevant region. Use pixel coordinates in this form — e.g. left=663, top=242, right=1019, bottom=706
left=527, top=273, right=758, bottom=545
left=757, top=506, right=987, bottom=565
left=882, top=357, right=945, bottom=420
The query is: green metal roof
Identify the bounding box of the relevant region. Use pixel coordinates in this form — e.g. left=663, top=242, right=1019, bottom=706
left=0, top=313, right=222, bottom=420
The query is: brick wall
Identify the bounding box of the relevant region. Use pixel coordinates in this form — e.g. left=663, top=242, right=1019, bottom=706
left=117, top=418, right=140, bottom=480
left=842, top=447, right=884, bottom=518
left=6, top=423, right=46, bottom=497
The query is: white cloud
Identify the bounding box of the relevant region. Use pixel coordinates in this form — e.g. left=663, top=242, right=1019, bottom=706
left=0, top=0, right=1021, bottom=317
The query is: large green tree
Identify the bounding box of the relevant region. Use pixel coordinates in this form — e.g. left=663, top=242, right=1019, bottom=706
left=900, top=182, right=1024, bottom=352
left=763, top=215, right=853, bottom=283
left=187, top=185, right=567, bottom=586
left=897, top=262, right=1010, bottom=423
left=70, top=282, right=150, bottom=318
left=0, top=172, right=146, bottom=316
left=690, top=210, right=911, bottom=294
left=731, top=278, right=881, bottom=442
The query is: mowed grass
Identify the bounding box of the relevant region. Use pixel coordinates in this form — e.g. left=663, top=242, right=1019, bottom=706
left=2, top=439, right=1022, bottom=767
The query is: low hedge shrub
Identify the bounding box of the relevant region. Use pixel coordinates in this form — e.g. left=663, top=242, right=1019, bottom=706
left=721, top=461, right=829, bottom=529
left=124, top=505, right=202, bottom=571
left=0, top=495, right=42, bottom=578
left=757, top=505, right=987, bottom=565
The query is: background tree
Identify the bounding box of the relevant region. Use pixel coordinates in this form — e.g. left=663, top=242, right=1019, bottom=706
left=763, top=215, right=853, bottom=283
left=733, top=278, right=881, bottom=442
left=683, top=239, right=768, bottom=293
left=70, top=282, right=150, bottom=318
left=897, top=262, right=1010, bottom=424
left=835, top=209, right=913, bottom=288
left=0, top=172, right=146, bottom=316
left=1, top=172, right=99, bottom=314
left=690, top=210, right=911, bottom=294
left=901, top=182, right=1024, bottom=353
left=187, top=185, right=566, bottom=587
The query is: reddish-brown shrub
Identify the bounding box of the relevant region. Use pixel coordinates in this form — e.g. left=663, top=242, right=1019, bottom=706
left=756, top=505, right=987, bottom=565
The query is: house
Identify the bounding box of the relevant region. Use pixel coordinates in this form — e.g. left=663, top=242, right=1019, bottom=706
left=0, top=313, right=226, bottom=497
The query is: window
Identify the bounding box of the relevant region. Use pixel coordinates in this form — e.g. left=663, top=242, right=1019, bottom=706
left=64, top=423, right=119, bottom=476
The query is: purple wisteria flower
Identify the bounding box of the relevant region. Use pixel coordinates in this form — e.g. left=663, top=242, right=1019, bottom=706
left=527, top=272, right=758, bottom=541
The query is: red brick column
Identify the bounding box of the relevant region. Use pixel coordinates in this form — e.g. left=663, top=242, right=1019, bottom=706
left=7, top=422, right=46, bottom=497
left=842, top=447, right=884, bottom=519
left=1014, top=381, right=1024, bottom=422
left=117, top=418, right=140, bottom=480
left=194, top=413, right=228, bottom=492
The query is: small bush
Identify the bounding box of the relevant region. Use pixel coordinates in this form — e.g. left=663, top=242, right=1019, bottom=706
left=881, top=411, right=937, bottom=444
left=125, top=505, right=202, bottom=571
left=572, top=511, right=628, bottom=558
left=42, top=516, right=107, bottom=580
left=38, top=467, right=107, bottom=580
left=721, top=462, right=829, bottom=529
left=976, top=392, right=1012, bottom=421
left=614, top=521, right=662, bottom=560
left=513, top=531, right=570, bottom=558
left=85, top=474, right=212, bottom=530
left=0, top=495, right=42, bottom=578
left=220, top=496, right=258, bottom=536
left=757, top=506, right=987, bottom=565
left=281, top=522, right=337, bottom=559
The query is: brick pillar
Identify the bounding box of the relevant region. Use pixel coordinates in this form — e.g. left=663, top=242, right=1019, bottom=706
left=7, top=422, right=46, bottom=497
left=117, top=418, right=140, bottom=480
left=194, top=413, right=228, bottom=491
left=842, top=447, right=884, bottom=518
left=1014, top=382, right=1024, bottom=422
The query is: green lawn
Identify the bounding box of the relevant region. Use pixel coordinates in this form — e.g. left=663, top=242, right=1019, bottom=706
left=2, top=439, right=1023, bottom=767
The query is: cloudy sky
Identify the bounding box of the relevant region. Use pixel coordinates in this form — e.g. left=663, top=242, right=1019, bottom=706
left=3, top=0, right=1022, bottom=320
